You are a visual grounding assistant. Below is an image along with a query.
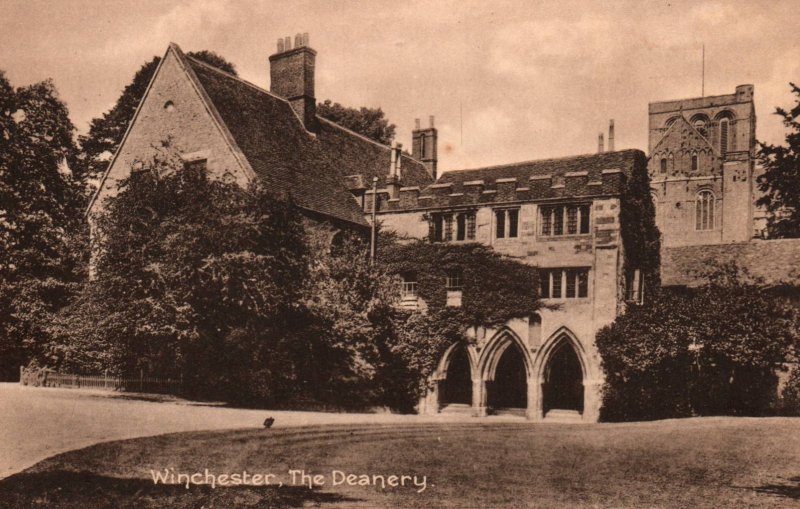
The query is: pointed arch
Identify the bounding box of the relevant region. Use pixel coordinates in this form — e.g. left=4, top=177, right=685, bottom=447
left=432, top=341, right=478, bottom=382
left=533, top=327, right=590, bottom=383
left=479, top=328, right=532, bottom=382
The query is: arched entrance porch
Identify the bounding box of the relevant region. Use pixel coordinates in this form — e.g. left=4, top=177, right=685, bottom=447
left=438, top=344, right=472, bottom=408
left=540, top=336, right=586, bottom=417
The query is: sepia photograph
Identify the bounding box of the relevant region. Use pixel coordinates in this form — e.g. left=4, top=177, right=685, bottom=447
left=1, top=0, right=799, bottom=507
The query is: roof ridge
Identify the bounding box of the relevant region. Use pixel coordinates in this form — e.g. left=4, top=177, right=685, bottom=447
left=442, top=149, right=638, bottom=177
left=185, top=55, right=314, bottom=134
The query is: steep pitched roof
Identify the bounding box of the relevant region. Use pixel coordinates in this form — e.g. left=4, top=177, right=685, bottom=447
left=90, top=43, right=436, bottom=227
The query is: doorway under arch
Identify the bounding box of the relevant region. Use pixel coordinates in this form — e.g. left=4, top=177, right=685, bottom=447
left=439, top=345, right=472, bottom=407
left=487, top=342, right=528, bottom=411
left=543, top=340, right=584, bottom=414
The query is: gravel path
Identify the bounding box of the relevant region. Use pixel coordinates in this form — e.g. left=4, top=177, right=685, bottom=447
left=0, top=383, right=520, bottom=479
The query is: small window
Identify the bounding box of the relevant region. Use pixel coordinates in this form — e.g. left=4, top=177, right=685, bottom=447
left=695, top=190, right=715, bottom=230
left=495, top=210, right=506, bottom=239
left=508, top=209, right=519, bottom=238
left=446, top=269, right=462, bottom=290
left=401, top=273, right=418, bottom=301
left=626, top=269, right=644, bottom=304
left=164, top=100, right=175, bottom=112
left=660, top=158, right=667, bottom=174
left=691, top=154, right=698, bottom=172
left=183, top=158, right=207, bottom=172
left=720, top=118, right=729, bottom=154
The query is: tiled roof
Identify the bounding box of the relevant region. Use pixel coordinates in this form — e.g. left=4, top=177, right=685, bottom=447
left=373, top=149, right=645, bottom=212
left=183, top=50, right=433, bottom=227
left=661, top=240, right=800, bottom=287
left=436, top=149, right=641, bottom=193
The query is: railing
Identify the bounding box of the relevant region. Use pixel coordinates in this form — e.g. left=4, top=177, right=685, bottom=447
left=19, top=367, right=182, bottom=395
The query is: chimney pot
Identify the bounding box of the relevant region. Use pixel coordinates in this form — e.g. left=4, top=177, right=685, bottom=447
left=270, top=32, right=317, bottom=130
left=295, top=33, right=303, bottom=47
left=598, top=133, right=605, bottom=153
left=284, top=36, right=291, bottom=51
left=277, top=38, right=284, bottom=53
left=414, top=118, right=421, bottom=130
left=429, top=115, right=435, bottom=128
left=608, top=119, right=615, bottom=152
left=303, top=33, right=309, bottom=46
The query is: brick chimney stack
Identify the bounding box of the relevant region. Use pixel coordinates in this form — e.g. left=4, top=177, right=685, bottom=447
left=270, top=32, right=316, bottom=131
left=412, top=115, right=438, bottom=179
left=598, top=132, right=604, bottom=153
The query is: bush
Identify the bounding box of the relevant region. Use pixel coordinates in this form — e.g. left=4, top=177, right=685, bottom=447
left=597, top=265, right=799, bottom=421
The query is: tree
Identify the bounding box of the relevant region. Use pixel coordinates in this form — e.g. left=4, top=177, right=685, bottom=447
left=62, top=151, right=308, bottom=404
left=0, top=71, right=87, bottom=380
left=79, top=51, right=237, bottom=185
left=317, top=99, right=396, bottom=144
left=596, top=264, right=799, bottom=421
left=757, top=83, right=800, bottom=238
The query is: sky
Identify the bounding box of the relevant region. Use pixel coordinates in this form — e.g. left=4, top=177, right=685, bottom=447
left=1, top=0, right=798, bottom=174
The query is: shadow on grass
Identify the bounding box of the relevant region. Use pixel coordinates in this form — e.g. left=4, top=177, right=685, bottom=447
left=0, top=470, right=361, bottom=509
left=752, top=476, right=800, bottom=500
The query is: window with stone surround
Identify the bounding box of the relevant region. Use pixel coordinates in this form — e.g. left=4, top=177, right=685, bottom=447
left=626, top=268, right=644, bottom=305
left=494, top=208, right=519, bottom=239
left=695, top=190, right=715, bottom=230
left=432, top=211, right=476, bottom=242
left=540, top=204, right=591, bottom=236
left=540, top=268, right=589, bottom=299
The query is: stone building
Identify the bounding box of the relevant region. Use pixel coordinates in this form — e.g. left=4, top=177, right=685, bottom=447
left=86, top=36, right=434, bottom=241
left=647, top=85, right=758, bottom=247
left=373, top=150, right=656, bottom=422
left=88, top=35, right=658, bottom=423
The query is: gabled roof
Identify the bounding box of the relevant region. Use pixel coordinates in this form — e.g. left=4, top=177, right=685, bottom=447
left=89, top=43, right=435, bottom=227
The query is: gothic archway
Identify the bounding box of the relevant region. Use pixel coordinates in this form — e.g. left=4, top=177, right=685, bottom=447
left=439, top=344, right=473, bottom=407
left=542, top=339, right=584, bottom=414
left=486, top=341, right=528, bottom=411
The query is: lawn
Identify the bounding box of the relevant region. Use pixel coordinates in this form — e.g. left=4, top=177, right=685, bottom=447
left=1, top=418, right=799, bottom=508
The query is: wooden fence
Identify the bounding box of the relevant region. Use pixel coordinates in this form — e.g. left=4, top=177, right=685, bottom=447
left=19, top=366, right=182, bottom=395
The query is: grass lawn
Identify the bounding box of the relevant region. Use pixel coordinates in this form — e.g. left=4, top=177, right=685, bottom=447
left=1, top=417, right=800, bottom=508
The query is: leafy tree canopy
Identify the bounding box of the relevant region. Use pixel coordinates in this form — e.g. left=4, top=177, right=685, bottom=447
left=64, top=151, right=307, bottom=404
left=317, top=99, right=396, bottom=145
left=79, top=51, right=237, bottom=184
left=597, top=264, right=799, bottom=421
left=757, top=83, right=800, bottom=238
left=0, top=71, right=86, bottom=380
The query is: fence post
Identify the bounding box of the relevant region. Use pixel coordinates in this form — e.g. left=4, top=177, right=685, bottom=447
left=139, top=369, right=143, bottom=392
left=19, top=366, right=23, bottom=385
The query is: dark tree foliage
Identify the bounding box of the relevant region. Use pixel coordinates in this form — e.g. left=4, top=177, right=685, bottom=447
left=619, top=151, right=661, bottom=288
left=79, top=51, right=237, bottom=184
left=317, top=99, right=396, bottom=144
left=597, top=264, right=799, bottom=421
left=65, top=153, right=307, bottom=404
left=0, top=71, right=87, bottom=380
left=757, top=83, right=800, bottom=238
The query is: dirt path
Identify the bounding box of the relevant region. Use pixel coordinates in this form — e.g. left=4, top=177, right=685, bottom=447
left=0, top=383, right=520, bottom=479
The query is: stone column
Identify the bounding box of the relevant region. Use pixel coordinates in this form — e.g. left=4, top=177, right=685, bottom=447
left=526, top=378, right=543, bottom=420
left=418, top=379, right=440, bottom=415
left=472, top=378, right=487, bottom=417
left=583, top=379, right=603, bottom=422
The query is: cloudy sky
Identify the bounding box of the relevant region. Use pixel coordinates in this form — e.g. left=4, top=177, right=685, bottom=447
left=1, top=0, right=798, bottom=173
